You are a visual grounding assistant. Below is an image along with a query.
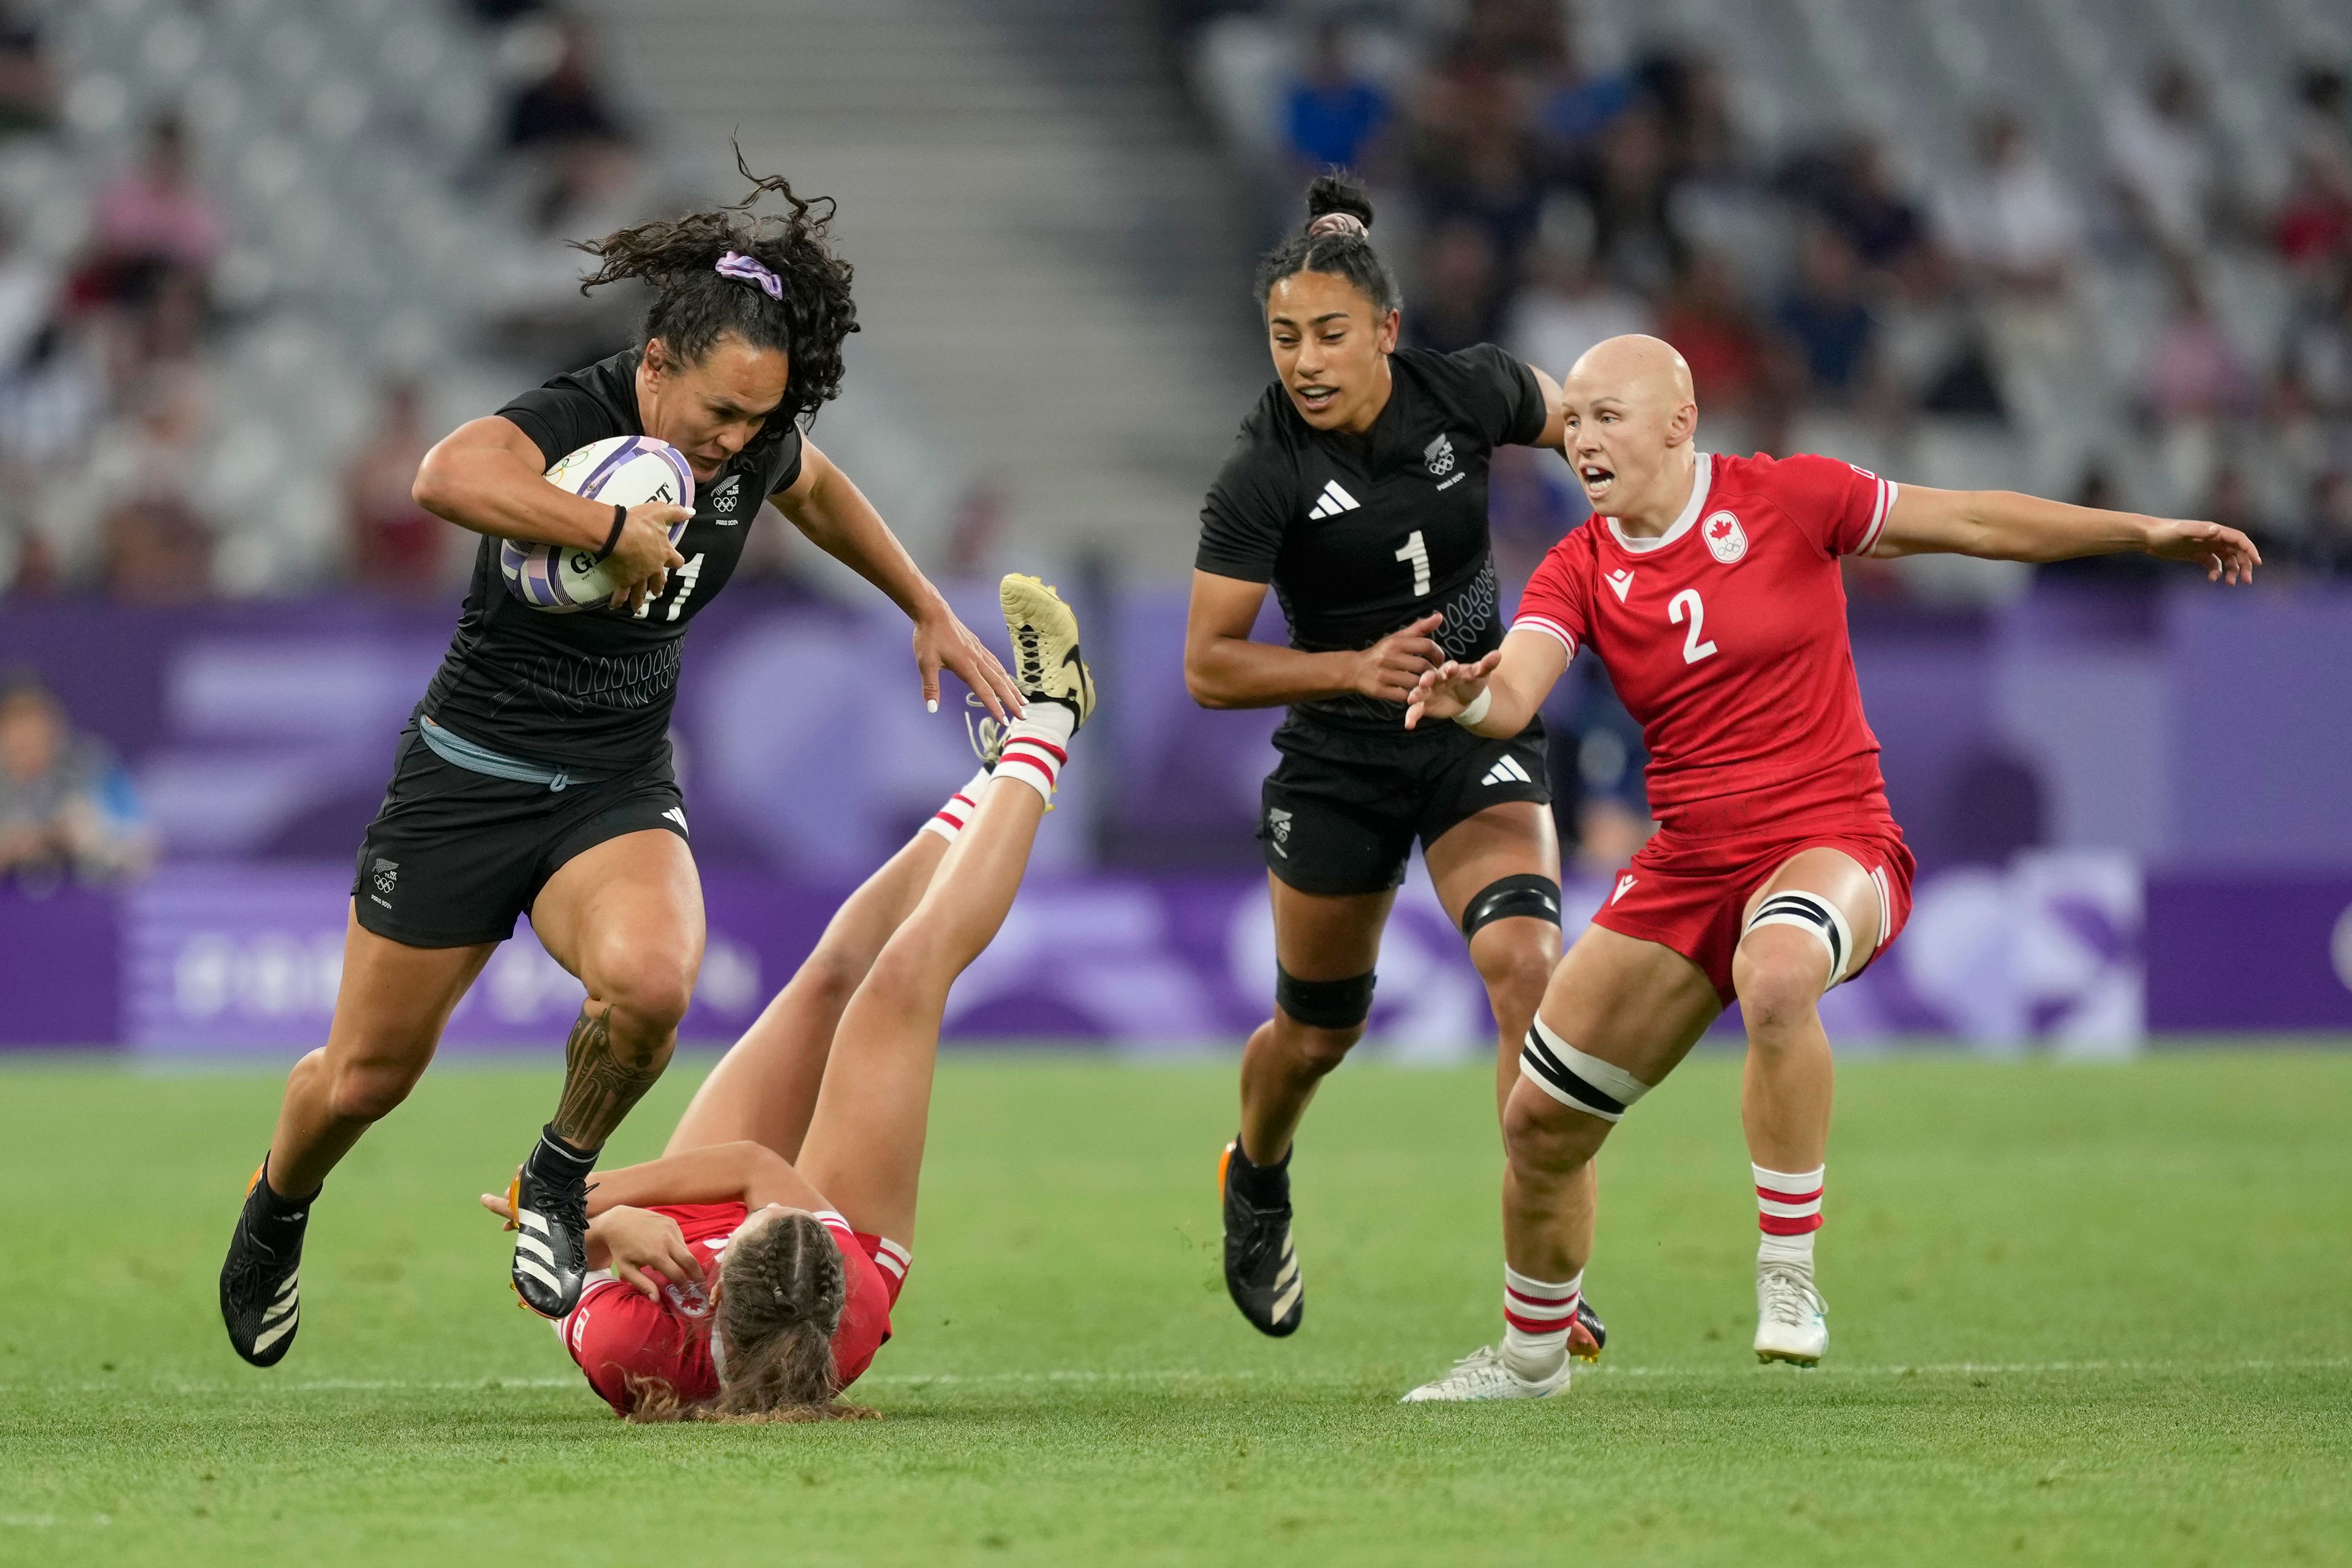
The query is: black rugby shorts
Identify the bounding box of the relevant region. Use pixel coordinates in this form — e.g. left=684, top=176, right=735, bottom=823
left=1257, top=717, right=1549, bottom=897
left=351, top=724, right=688, bottom=948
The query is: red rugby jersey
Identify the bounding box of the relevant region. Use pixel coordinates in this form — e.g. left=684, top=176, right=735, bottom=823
left=556, top=1200, right=907, bottom=1418
left=1514, top=451, right=1899, bottom=839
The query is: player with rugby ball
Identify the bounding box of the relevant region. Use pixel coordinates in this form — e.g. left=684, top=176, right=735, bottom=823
left=1190, top=173, right=1599, bottom=1346
left=219, top=160, right=1020, bottom=1366
left=1398, top=334, right=2258, bottom=1400
left=484, top=578, right=1091, bottom=1421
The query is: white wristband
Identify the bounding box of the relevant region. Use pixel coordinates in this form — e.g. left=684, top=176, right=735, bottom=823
left=1452, top=685, right=1493, bottom=729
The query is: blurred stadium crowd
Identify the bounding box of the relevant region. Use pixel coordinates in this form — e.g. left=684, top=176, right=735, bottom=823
left=1183, top=0, right=2352, bottom=597
left=0, top=0, right=729, bottom=603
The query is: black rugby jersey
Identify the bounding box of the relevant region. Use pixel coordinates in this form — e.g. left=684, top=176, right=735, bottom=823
left=1196, top=344, right=1549, bottom=732
left=420, top=348, right=804, bottom=772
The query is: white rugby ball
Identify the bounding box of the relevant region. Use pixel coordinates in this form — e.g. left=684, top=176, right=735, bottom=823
left=500, top=435, right=696, bottom=613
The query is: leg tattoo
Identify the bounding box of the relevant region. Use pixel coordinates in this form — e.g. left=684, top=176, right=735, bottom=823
left=548, top=1003, right=669, bottom=1152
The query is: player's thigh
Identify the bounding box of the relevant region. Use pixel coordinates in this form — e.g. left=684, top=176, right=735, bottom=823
left=322, top=905, right=496, bottom=1080
left=1267, top=873, right=1393, bottom=980
left=1736, top=845, right=1883, bottom=1000
left=1424, top=801, right=1563, bottom=979
left=531, top=827, right=706, bottom=1015
left=1536, top=922, right=1722, bottom=1087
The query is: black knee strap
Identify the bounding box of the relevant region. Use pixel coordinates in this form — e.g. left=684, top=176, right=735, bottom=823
left=1461, top=873, right=1562, bottom=938
left=1275, top=964, right=1376, bottom=1030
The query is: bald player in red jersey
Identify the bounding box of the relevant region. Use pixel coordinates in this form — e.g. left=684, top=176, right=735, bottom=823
left=1397, top=335, right=2258, bottom=1401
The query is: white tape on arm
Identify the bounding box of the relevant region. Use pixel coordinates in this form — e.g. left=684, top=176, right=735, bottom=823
left=1452, top=685, right=1494, bottom=729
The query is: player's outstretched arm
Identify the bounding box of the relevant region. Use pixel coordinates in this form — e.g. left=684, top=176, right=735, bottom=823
left=772, top=438, right=1023, bottom=720
left=1186, top=570, right=1447, bottom=709
left=1404, top=626, right=1570, bottom=735
left=1874, top=484, right=2261, bottom=584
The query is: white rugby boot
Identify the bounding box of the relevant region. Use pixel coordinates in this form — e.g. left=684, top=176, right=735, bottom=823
left=1754, top=1262, right=1828, bottom=1365
left=1400, top=1344, right=1570, bottom=1403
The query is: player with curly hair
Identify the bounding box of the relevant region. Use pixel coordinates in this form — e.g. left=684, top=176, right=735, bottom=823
left=219, top=157, right=1024, bottom=1366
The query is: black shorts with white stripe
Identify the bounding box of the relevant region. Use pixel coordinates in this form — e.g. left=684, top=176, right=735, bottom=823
left=1257, top=713, right=1549, bottom=897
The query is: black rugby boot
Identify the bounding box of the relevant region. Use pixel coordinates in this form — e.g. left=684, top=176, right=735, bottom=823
left=1219, top=1139, right=1303, bottom=1337
left=509, top=1132, right=594, bottom=1319
left=219, top=1161, right=314, bottom=1368
left=1572, top=1295, right=1608, bottom=1363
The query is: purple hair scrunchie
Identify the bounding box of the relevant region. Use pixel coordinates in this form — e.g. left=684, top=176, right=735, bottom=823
left=715, top=250, right=784, bottom=301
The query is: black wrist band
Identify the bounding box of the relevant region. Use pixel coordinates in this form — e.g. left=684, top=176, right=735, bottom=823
left=595, top=503, right=627, bottom=562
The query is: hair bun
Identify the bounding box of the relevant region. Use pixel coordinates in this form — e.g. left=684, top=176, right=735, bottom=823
left=1303, top=171, right=1375, bottom=236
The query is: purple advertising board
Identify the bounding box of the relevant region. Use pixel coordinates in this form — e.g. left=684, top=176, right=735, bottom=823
left=0, top=850, right=2199, bottom=1055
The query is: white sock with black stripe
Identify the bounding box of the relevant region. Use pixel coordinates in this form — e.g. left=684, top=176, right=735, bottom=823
left=920, top=768, right=993, bottom=845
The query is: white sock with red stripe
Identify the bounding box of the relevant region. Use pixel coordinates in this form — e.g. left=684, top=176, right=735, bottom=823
left=919, top=768, right=992, bottom=845
left=1755, top=1163, right=1825, bottom=1272
left=1501, top=1264, right=1582, bottom=1381
left=992, top=704, right=1076, bottom=804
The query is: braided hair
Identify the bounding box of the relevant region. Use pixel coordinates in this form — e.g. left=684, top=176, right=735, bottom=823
left=623, top=1208, right=872, bottom=1425
left=575, top=148, right=858, bottom=431
left=1253, top=170, right=1401, bottom=317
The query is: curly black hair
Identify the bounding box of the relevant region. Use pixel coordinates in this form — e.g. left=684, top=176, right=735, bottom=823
left=574, top=148, right=858, bottom=429
left=1253, top=170, right=1401, bottom=317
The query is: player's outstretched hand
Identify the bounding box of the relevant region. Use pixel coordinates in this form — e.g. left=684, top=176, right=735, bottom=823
left=1353, top=613, right=1446, bottom=705
left=604, top=501, right=692, bottom=613
left=917, top=605, right=1024, bottom=721
left=2147, top=518, right=2261, bottom=584
left=1404, top=650, right=1503, bottom=731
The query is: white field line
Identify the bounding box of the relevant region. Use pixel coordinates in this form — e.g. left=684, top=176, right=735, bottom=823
left=3, top=1358, right=2345, bottom=1396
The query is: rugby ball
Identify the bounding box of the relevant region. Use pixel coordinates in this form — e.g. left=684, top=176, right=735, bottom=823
left=500, top=435, right=696, bottom=612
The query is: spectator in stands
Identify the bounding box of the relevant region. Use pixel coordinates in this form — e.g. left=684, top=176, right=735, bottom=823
left=1775, top=227, right=1877, bottom=408
left=344, top=379, right=450, bottom=596
left=501, top=17, right=638, bottom=232
left=77, top=113, right=222, bottom=311
left=1800, top=134, right=1929, bottom=275
left=2306, top=469, right=2352, bottom=576
left=2144, top=270, right=2257, bottom=424
left=1526, top=6, right=1633, bottom=153
left=0, top=672, right=151, bottom=886
left=2279, top=265, right=2352, bottom=418
left=1404, top=25, right=1545, bottom=265
left=0, top=1, right=54, bottom=133
left=0, top=209, right=56, bottom=372
left=1408, top=219, right=1506, bottom=355
left=1504, top=203, right=1653, bottom=381
left=1939, top=110, right=2088, bottom=417
left=1281, top=22, right=1391, bottom=179
left=2105, top=59, right=2220, bottom=262
left=1656, top=251, right=1773, bottom=435
left=1564, top=99, right=1683, bottom=296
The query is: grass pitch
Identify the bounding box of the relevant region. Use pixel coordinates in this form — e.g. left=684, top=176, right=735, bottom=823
left=1, top=1049, right=2346, bottom=1567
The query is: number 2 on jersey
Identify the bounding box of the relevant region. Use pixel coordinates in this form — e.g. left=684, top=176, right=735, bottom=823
left=1667, top=587, right=1717, bottom=663
left=1395, top=530, right=1430, bottom=597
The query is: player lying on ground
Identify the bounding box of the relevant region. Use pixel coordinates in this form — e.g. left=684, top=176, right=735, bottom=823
left=218, top=156, right=1020, bottom=1368
left=482, top=577, right=1091, bottom=1420
left=1396, top=334, right=2257, bottom=1401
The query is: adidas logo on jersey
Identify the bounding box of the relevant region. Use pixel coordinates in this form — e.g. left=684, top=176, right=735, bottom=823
left=1306, top=480, right=1360, bottom=520
left=1481, top=755, right=1532, bottom=787
left=1605, top=568, right=1635, bottom=603
left=662, top=806, right=688, bottom=836
left=709, top=474, right=742, bottom=521
left=1424, top=433, right=1456, bottom=477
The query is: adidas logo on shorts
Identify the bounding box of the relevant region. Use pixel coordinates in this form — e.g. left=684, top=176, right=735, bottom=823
left=1481, top=755, right=1532, bottom=787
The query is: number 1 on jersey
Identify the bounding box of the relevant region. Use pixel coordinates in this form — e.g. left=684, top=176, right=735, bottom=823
left=632, top=552, right=706, bottom=622
left=1668, top=587, right=1717, bottom=663
left=1395, top=530, right=1430, bottom=597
